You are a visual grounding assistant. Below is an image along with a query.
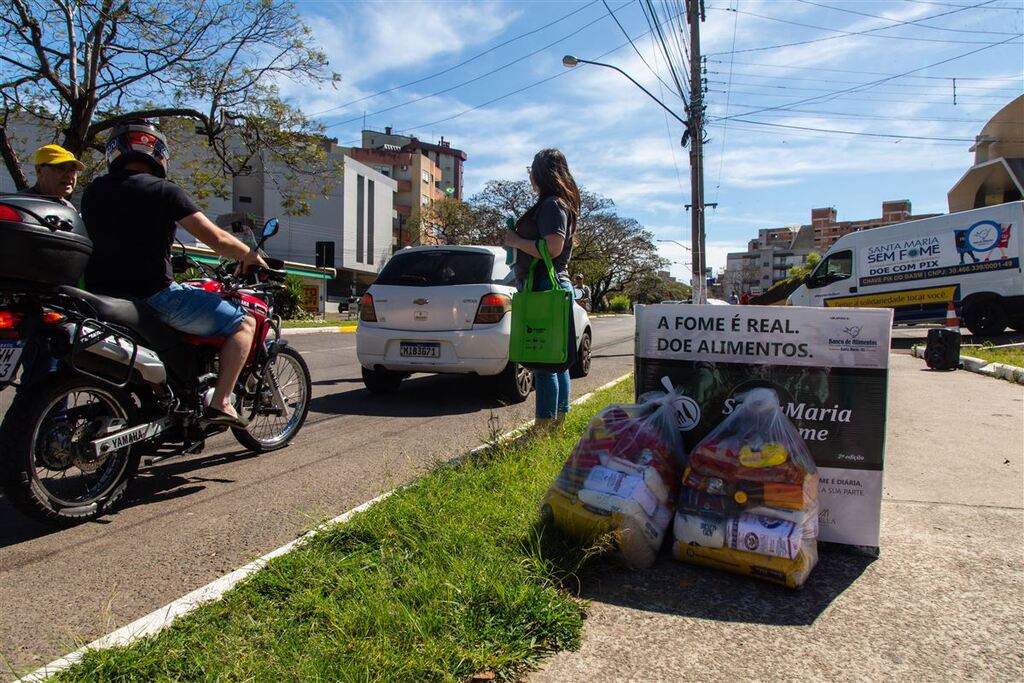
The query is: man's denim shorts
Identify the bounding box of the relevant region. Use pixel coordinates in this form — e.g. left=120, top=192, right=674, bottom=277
left=145, top=282, right=247, bottom=337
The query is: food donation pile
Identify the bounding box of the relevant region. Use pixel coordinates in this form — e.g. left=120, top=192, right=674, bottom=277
left=672, top=388, right=820, bottom=588
left=543, top=384, right=820, bottom=587
left=542, top=387, right=685, bottom=568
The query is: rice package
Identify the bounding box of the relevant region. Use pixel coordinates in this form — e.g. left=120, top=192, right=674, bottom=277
left=542, top=379, right=687, bottom=568
left=672, top=387, right=819, bottom=588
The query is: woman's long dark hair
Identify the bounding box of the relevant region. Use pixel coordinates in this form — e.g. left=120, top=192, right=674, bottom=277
left=530, top=148, right=581, bottom=231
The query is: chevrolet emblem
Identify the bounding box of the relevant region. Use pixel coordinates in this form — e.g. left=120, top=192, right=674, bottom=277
left=413, top=298, right=429, bottom=305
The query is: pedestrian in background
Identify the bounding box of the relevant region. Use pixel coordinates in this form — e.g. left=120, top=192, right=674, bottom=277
left=503, top=148, right=581, bottom=431
left=574, top=273, right=592, bottom=311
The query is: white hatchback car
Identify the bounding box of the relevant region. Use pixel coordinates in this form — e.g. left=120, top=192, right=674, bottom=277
left=356, top=245, right=592, bottom=402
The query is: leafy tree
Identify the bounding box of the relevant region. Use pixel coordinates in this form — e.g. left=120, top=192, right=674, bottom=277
left=406, top=198, right=478, bottom=245
left=788, top=251, right=821, bottom=280
left=625, top=272, right=691, bottom=304
left=0, top=0, right=340, bottom=212
left=465, top=181, right=667, bottom=312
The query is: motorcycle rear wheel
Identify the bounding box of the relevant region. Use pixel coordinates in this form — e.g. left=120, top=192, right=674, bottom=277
left=232, top=346, right=311, bottom=453
left=0, top=375, right=140, bottom=526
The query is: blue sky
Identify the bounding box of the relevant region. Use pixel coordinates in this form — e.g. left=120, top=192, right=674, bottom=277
left=282, top=0, right=1023, bottom=279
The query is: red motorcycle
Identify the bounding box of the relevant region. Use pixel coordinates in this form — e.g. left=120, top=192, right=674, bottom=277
left=0, top=208, right=311, bottom=525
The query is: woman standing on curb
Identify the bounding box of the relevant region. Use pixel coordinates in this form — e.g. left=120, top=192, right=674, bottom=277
left=503, top=148, right=581, bottom=431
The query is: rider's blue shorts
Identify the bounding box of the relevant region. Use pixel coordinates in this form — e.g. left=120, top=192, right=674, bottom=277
left=145, top=282, right=247, bottom=337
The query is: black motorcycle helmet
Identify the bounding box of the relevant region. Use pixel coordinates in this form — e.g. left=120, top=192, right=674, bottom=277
left=105, top=119, right=169, bottom=178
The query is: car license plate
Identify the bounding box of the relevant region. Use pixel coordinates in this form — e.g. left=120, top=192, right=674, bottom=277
left=0, top=340, right=25, bottom=382
left=400, top=342, right=440, bottom=358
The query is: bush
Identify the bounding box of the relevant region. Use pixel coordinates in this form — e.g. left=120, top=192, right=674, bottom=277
left=273, top=274, right=314, bottom=320
left=608, top=294, right=631, bottom=313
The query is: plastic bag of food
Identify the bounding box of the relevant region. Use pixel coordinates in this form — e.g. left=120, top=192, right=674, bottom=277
left=542, top=378, right=688, bottom=568
left=672, top=387, right=819, bottom=588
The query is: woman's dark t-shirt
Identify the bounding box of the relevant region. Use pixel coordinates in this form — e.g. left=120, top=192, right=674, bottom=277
left=81, top=171, right=200, bottom=298
left=513, top=195, right=574, bottom=283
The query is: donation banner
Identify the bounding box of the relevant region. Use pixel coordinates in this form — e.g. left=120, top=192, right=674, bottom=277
left=634, top=304, right=893, bottom=552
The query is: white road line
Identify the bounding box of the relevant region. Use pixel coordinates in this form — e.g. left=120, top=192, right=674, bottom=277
left=14, top=371, right=632, bottom=683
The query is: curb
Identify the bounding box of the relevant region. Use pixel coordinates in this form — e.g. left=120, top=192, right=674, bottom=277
left=14, top=372, right=633, bottom=683
left=280, top=325, right=357, bottom=335
left=910, top=345, right=1024, bottom=385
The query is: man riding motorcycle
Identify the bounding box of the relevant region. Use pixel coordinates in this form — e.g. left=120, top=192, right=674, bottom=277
left=81, top=120, right=266, bottom=427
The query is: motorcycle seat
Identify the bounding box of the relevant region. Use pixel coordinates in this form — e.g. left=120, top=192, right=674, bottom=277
left=57, top=286, right=181, bottom=352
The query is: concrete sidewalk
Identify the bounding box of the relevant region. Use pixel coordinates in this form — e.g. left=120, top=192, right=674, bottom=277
left=529, top=354, right=1024, bottom=682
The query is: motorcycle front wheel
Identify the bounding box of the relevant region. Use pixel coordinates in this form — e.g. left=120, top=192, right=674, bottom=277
left=0, top=375, right=140, bottom=526
left=233, top=346, right=311, bottom=453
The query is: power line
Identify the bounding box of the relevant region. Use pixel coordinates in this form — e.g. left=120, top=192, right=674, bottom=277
left=308, top=1, right=600, bottom=117
left=712, top=4, right=1016, bottom=46
left=706, top=58, right=1024, bottom=83
left=322, top=0, right=637, bottom=129
left=391, top=7, right=688, bottom=139
left=718, top=117, right=980, bottom=141
left=708, top=68, right=1024, bottom=91
left=710, top=34, right=1020, bottom=123
left=793, top=0, right=1021, bottom=35
left=707, top=0, right=1014, bottom=56
left=712, top=0, right=740, bottom=209
left=710, top=79, right=1019, bottom=98
left=901, top=0, right=1023, bottom=9
left=600, top=0, right=680, bottom=96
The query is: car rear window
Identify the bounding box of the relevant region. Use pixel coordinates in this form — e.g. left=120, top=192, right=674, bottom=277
left=376, top=250, right=497, bottom=286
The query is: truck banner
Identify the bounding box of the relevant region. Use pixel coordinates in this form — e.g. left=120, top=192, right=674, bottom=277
left=634, top=304, right=893, bottom=552
left=859, top=215, right=1018, bottom=288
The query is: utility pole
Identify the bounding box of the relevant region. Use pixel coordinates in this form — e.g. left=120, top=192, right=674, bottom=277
left=687, top=0, right=707, bottom=303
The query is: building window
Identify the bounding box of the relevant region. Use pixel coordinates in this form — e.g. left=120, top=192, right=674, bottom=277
left=421, top=194, right=430, bottom=206
left=356, top=175, right=365, bottom=263
left=367, top=179, right=375, bottom=265
left=422, top=170, right=430, bottom=183
left=239, top=196, right=252, bottom=204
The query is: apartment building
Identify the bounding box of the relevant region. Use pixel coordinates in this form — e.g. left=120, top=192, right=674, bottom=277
left=343, top=145, right=444, bottom=247
left=723, top=224, right=815, bottom=297
left=721, top=200, right=941, bottom=297
left=361, top=127, right=467, bottom=200
left=811, top=200, right=937, bottom=251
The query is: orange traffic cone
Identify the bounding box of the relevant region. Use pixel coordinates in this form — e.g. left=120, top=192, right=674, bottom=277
left=945, top=301, right=960, bottom=329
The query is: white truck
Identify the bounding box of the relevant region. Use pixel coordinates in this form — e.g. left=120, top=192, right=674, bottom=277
left=788, top=201, right=1023, bottom=336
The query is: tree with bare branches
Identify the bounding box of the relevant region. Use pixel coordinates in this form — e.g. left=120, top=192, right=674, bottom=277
left=0, top=0, right=340, bottom=212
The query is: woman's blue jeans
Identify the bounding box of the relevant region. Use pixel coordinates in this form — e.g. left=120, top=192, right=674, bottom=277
left=517, top=276, right=572, bottom=419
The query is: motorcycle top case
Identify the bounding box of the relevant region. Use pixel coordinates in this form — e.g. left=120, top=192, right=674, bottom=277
left=0, top=194, right=92, bottom=287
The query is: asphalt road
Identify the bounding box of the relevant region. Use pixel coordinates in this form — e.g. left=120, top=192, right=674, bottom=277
left=0, top=316, right=637, bottom=674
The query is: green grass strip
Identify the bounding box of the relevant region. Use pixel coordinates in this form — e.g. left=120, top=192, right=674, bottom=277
left=962, top=344, right=1024, bottom=368
left=53, top=378, right=635, bottom=683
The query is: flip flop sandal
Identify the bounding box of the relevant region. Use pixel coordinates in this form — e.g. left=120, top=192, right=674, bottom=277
left=202, top=406, right=250, bottom=429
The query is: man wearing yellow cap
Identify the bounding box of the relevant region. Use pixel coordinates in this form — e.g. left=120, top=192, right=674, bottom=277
left=23, top=144, right=85, bottom=206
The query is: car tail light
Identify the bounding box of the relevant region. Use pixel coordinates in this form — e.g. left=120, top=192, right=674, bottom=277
left=474, top=293, right=512, bottom=324
left=0, top=204, right=23, bottom=222
left=359, top=293, right=377, bottom=322
left=0, top=310, right=22, bottom=329
left=0, top=310, right=22, bottom=340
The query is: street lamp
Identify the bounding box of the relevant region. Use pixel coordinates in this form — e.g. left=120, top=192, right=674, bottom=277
left=564, top=54, right=706, bottom=303
left=658, top=239, right=692, bottom=251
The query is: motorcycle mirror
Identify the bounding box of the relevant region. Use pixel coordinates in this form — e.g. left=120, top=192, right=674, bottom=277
left=262, top=218, right=279, bottom=240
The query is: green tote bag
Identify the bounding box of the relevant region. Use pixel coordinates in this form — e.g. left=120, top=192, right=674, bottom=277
left=509, top=241, right=572, bottom=365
